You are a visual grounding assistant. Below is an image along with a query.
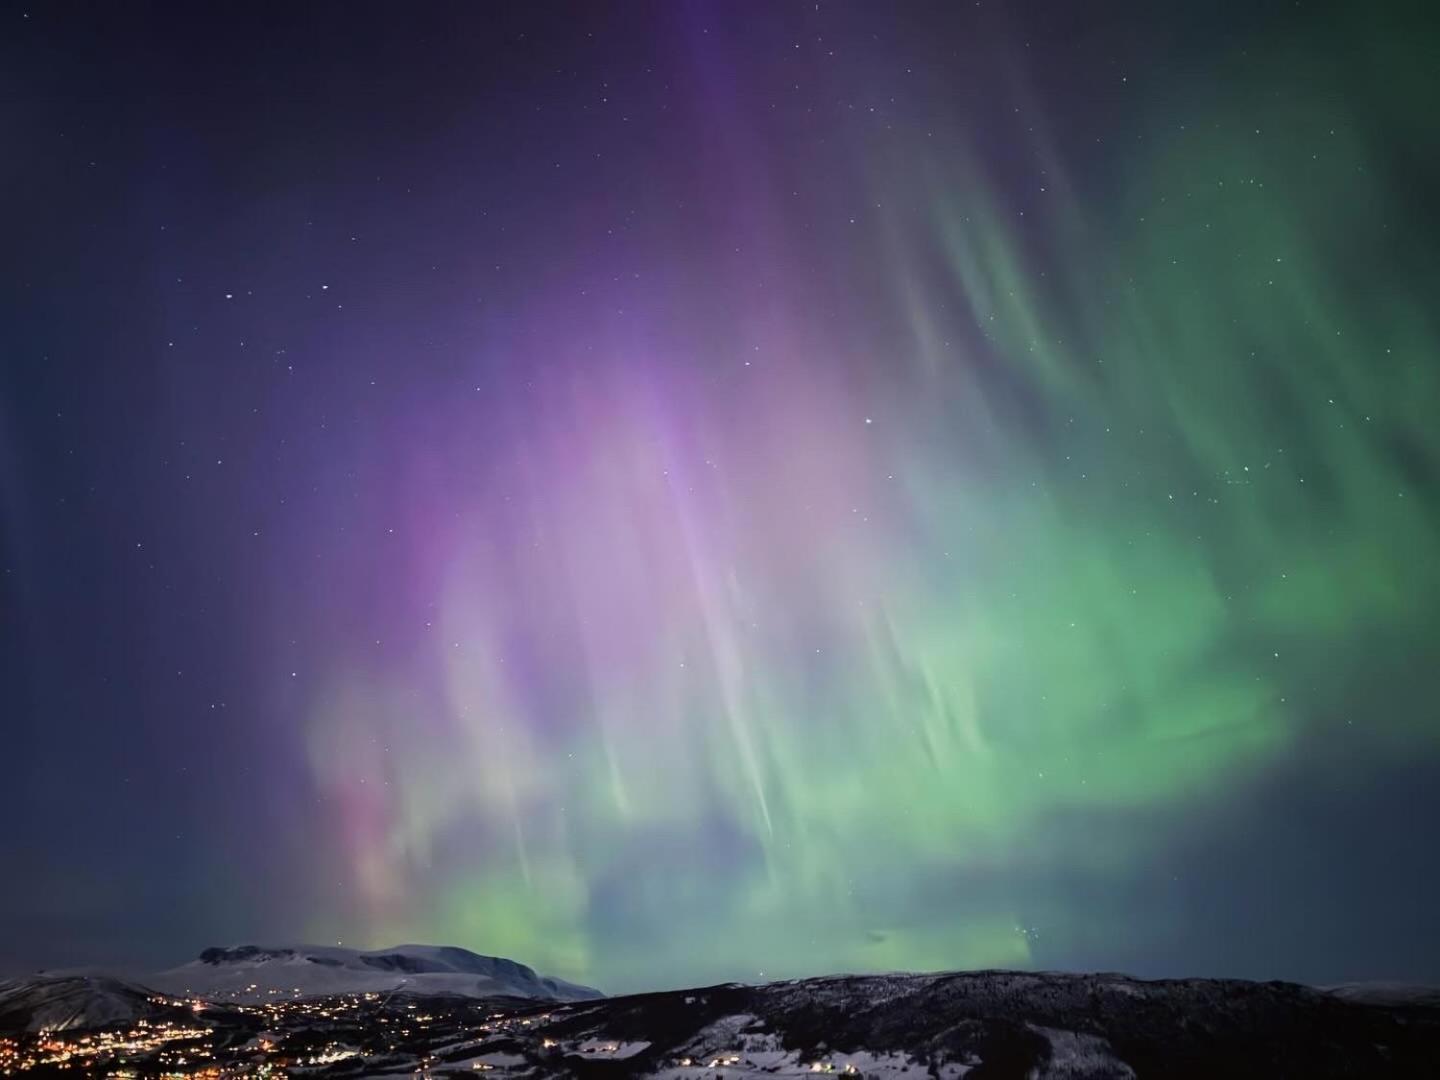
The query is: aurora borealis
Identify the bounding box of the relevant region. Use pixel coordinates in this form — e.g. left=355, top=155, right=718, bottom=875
left=3, top=1, right=1439, bottom=993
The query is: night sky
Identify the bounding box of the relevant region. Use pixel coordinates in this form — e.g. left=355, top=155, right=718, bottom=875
left=4, top=1, right=1440, bottom=995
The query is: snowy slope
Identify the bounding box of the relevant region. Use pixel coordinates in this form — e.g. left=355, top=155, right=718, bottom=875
left=1324, top=982, right=1440, bottom=1008
left=144, top=944, right=602, bottom=1003
left=0, top=974, right=179, bottom=1032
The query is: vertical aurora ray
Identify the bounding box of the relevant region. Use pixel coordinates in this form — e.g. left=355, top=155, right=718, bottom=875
left=281, top=8, right=1440, bottom=991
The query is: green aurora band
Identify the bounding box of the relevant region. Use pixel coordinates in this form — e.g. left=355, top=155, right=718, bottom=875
left=293, top=10, right=1440, bottom=991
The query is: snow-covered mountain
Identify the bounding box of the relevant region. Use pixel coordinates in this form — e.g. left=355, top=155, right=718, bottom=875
left=1323, top=981, right=1440, bottom=1008
left=144, top=943, right=602, bottom=1004
left=0, top=974, right=179, bottom=1033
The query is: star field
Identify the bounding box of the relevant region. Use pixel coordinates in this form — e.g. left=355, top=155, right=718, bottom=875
left=2, top=1, right=1439, bottom=993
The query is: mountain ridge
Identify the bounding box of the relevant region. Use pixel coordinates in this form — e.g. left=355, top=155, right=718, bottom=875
left=146, top=941, right=602, bottom=1004
left=3, top=965, right=1438, bottom=1076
